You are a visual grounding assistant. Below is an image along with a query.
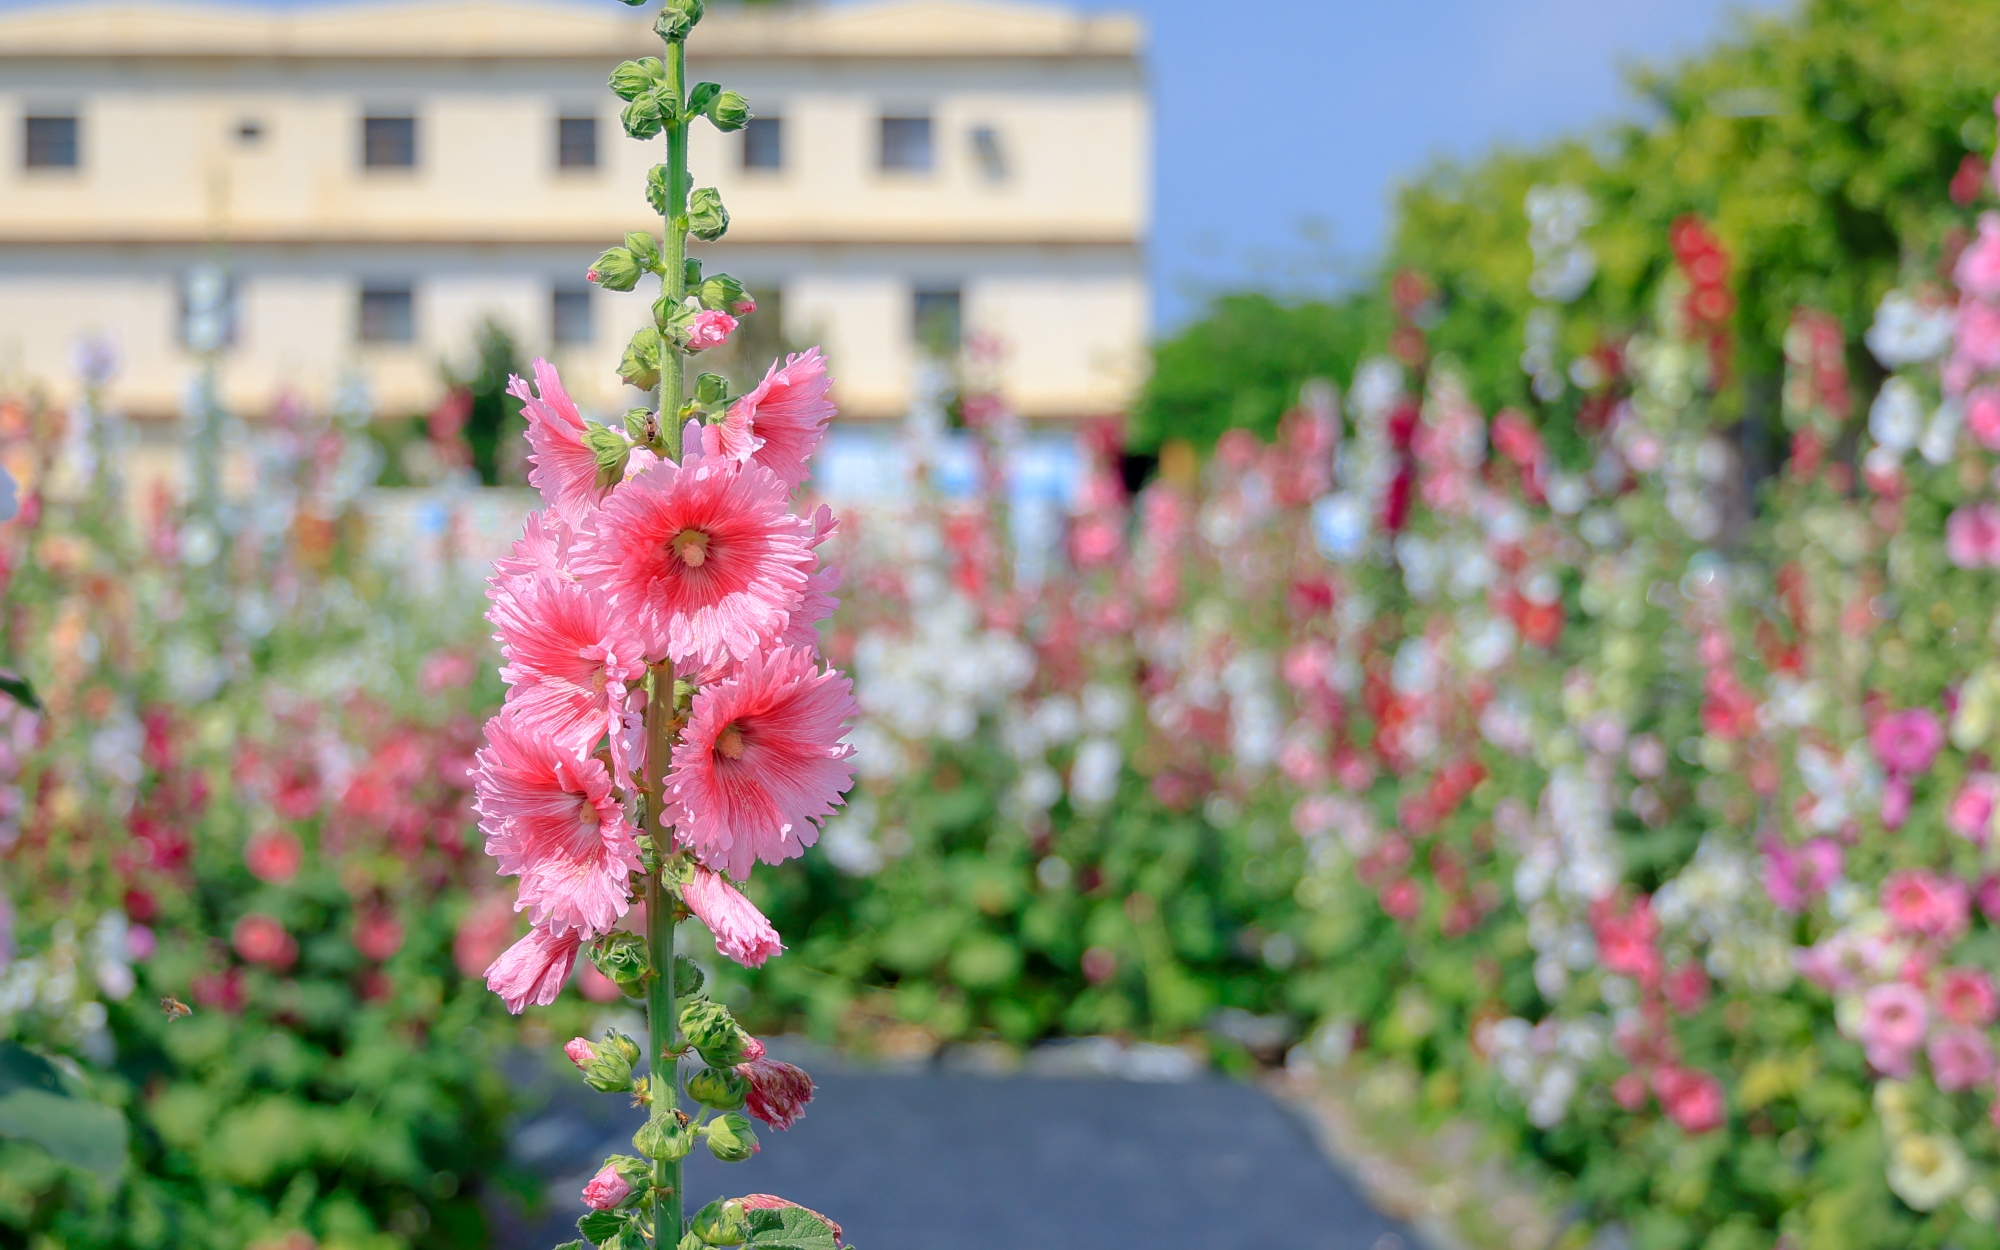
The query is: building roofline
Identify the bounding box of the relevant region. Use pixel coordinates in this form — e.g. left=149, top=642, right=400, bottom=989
left=0, top=1, right=1142, bottom=62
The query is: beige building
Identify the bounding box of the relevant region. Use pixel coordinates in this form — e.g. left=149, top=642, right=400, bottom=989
left=0, top=0, right=1148, bottom=425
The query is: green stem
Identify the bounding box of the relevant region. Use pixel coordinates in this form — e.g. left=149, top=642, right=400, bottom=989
left=660, top=38, right=690, bottom=457
left=645, top=661, right=682, bottom=1246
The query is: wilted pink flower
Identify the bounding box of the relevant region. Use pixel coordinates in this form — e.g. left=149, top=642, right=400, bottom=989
left=473, top=712, right=641, bottom=939
left=666, top=646, right=856, bottom=880
left=1930, top=1026, right=1997, bottom=1091
left=739, top=1055, right=815, bottom=1130
left=682, top=864, right=784, bottom=968
left=564, top=1037, right=595, bottom=1069
left=488, top=570, right=649, bottom=761
left=1761, top=836, right=1841, bottom=911
left=1881, top=869, right=1972, bottom=941
left=1871, top=708, right=1944, bottom=775
left=244, top=830, right=303, bottom=884
left=1860, top=981, right=1929, bottom=1076
left=510, top=359, right=606, bottom=527
left=1652, top=1066, right=1726, bottom=1134
left=686, top=309, right=738, bottom=351
left=581, top=1165, right=632, bottom=1211
left=1946, top=503, right=2000, bottom=569
left=1938, top=967, right=1999, bottom=1026
left=1958, top=214, right=2000, bottom=302
left=570, top=446, right=814, bottom=668
left=232, top=913, right=296, bottom=969
left=709, top=348, right=837, bottom=489
left=484, top=924, right=580, bottom=1014
left=1948, top=773, right=2000, bottom=844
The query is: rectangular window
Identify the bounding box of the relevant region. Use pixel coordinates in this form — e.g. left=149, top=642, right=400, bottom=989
left=23, top=115, right=78, bottom=169
left=969, top=125, right=1007, bottom=181
left=363, top=115, right=416, bottom=169
left=557, top=115, right=597, bottom=169
left=552, top=288, right=593, bottom=346
left=914, top=287, right=961, bottom=357
left=180, top=266, right=236, bottom=351
left=879, top=115, right=932, bottom=172
left=742, top=116, right=782, bottom=170
left=359, top=286, right=415, bottom=343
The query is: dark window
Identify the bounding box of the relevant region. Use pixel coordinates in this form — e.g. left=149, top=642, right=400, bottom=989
left=180, top=267, right=237, bottom=351
left=557, top=115, right=597, bottom=169
left=359, top=286, right=415, bottom=343
left=363, top=115, right=416, bottom=169
left=23, top=115, right=78, bottom=169
left=969, top=125, right=1007, bottom=180
left=879, top=115, right=932, bottom=172
left=552, top=288, right=593, bottom=345
left=914, top=287, right=961, bottom=357
left=743, top=116, right=782, bottom=170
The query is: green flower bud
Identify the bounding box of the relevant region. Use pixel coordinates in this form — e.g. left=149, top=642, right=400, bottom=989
left=684, top=257, right=704, bottom=287
left=694, top=373, right=731, bottom=407
left=567, top=1030, right=642, bottom=1093
left=608, top=57, right=665, bottom=102
left=582, top=423, right=632, bottom=488
left=680, top=998, right=754, bottom=1068
left=688, top=82, right=722, bottom=115
left=697, top=274, right=748, bottom=314
left=674, top=953, right=706, bottom=999
left=707, top=91, right=751, bottom=133
left=691, top=1198, right=749, bottom=1247
left=589, top=931, right=652, bottom=996
left=685, top=1065, right=749, bottom=1110
left=588, top=247, right=643, bottom=292
left=624, top=231, right=662, bottom=271
left=676, top=1236, right=703, bottom=1250
left=618, top=328, right=663, bottom=392
left=654, top=0, right=704, bottom=42
left=687, top=187, right=729, bottom=242
left=645, top=164, right=672, bottom=217
left=621, top=92, right=666, bottom=140
left=633, top=1110, right=695, bottom=1162
left=704, top=1112, right=757, bottom=1163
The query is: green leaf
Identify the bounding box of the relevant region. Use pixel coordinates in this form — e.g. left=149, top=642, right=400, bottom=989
left=0, top=1087, right=128, bottom=1181
left=745, top=1206, right=839, bottom=1249
left=0, top=671, right=39, bottom=711
left=576, top=1209, right=627, bottom=1243
left=0, top=1042, right=64, bottom=1096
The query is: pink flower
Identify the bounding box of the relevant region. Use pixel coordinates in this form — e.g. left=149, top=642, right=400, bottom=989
left=682, top=864, right=784, bottom=968
left=666, top=646, right=857, bottom=880
left=494, top=510, right=573, bottom=581
left=1953, top=298, right=2000, bottom=385
left=232, top=913, right=297, bottom=969
left=488, top=570, right=649, bottom=761
left=581, top=1165, right=632, bottom=1211
left=1880, top=775, right=1913, bottom=831
left=1929, top=1026, right=1996, bottom=1091
left=1938, top=967, right=1999, bottom=1026
left=1870, top=708, right=1944, bottom=776
left=473, top=711, right=641, bottom=939
left=1860, top=981, right=1929, bottom=1076
left=1949, top=773, right=2000, bottom=844
left=1946, top=503, right=2000, bottom=569
left=1665, top=961, right=1710, bottom=1015
left=739, top=1055, right=815, bottom=1130
left=1881, top=869, right=1972, bottom=942
left=1652, top=1067, right=1726, bottom=1134
left=1761, top=837, right=1841, bottom=911
left=244, top=830, right=303, bottom=884
left=569, top=448, right=814, bottom=669
left=1969, top=387, right=2000, bottom=450
left=484, top=924, right=580, bottom=1014
left=510, top=360, right=607, bottom=528
left=686, top=309, right=739, bottom=351
left=709, top=348, right=837, bottom=489
left=1958, top=214, right=2000, bottom=302
left=564, top=1037, right=595, bottom=1069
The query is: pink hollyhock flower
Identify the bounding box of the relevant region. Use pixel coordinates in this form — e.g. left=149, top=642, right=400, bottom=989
left=739, top=1055, right=816, bottom=1130
left=779, top=506, right=842, bottom=653
left=666, top=645, right=857, bottom=880
left=1954, top=298, right=2000, bottom=383
left=1881, top=869, right=1972, bottom=941
left=708, top=348, right=838, bottom=489
left=1880, top=775, right=1913, bottom=831
left=686, top=309, right=738, bottom=351
left=352, top=911, right=403, bottom=962
left=1860, top=981, right=1929, bottom=1076
left=232, top=913, right=297, bottom=969
left=1652, top=1067, right=1726, bottom=1134
left=1946, top=503, right=2000, bottom=569
left=1969, top=387, right=2000, bottom=451
left=473, top=712, right=641, bottom=938
left=682, top=864, right=784, bottom=968
left=488, top=570, right=649, bottom=761
left=1761, top=836, right=1841, bottom=911
left=1948, top=773, right=2000, bottom=844
left=510, top=360, right=607, bottom=527
left=1594, top=896, right=1663, bottom=987
left=244, top=829, right=303, bottom=884
left=581, top=1166, right=632, bottom=1211
left=739, top=1196, right=843, bottom=1247
left=1958, top=214, right=2000, bottom=303
left=564, top=1037, right=595, bottom=1069
left=1929, top=1026, right=1997, bottom=1091
left=1665, top=961, right=1711, bottom=1016
left=570, top=447, right=814, bottom=668
left=484, top=923, right=580, bottom=1013
left=1938, top=967, right=2000, bottom=1026
left=1871, top=708, right=1944, bottom=775
left=494, top=510, right=573, bottom=581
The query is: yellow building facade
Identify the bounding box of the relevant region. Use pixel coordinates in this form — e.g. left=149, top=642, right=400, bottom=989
left=0, top=0, right=1149, bottom=423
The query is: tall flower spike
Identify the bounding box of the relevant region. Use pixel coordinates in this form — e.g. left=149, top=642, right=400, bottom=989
left=484, top=924, right=581, bottom=1015
left=569, top=446, right=815, bottom=668
left=512, top=358, right=607, bottom=527
left=489, top=568, right=649, bottom=759
left=682, top=863, right=783, bottom=968
left=707, top=347, right=837, bottom=489
left=666, top=645, right=857, bottom=879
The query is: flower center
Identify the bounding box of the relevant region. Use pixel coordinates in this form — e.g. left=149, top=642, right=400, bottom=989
left=671, top=528, right=712, bottom=568
left=715, top=724, right=746, bottom=760
left=577, top=798, right=600, bottom=827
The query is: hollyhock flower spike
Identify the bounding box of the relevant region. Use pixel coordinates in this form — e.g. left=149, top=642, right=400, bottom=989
left=682, top=863, right=784, bottom=968
left=484, top=924, right=580, bottom=1015
left=511, top=359, right=608, bottom=527
left=709, top=348, right=838, bottom=488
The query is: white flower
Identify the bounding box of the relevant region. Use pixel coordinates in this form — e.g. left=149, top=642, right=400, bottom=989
left=1311, top=493, right=1370, bottom=563
left=1866, top=291, right=1956, bottom=367
left=1885, top=1133, right=1970, bottom=1212
left=1869, top=377, right=1925, bottom=452
left=1068, top=738, right=1122, bottom=811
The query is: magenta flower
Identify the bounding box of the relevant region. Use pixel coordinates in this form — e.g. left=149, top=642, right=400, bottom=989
left=510, top=360, right=607, bottom=527
left=564, top=1037, right=595, bottom=1069
left=1881, top=869, right=1972, bottom=942
left=1953, top=297, right=2000, bottom=386
left=488, top=569, right=649, bottom=760
left=580, top=1165, right=632, bottom=1211
left=686, top=309, right=738, bottom=351
left=1946, top=503, right=2000, bottom=569
left=1958, top=214, right=2000, bottom=303
left=1870, top=708, right=1944, bottom=776
left=1929, top=1026, right=1997, bottom=1091
left=1651, top=1067, right=1726, bottom=1134
left=739, top=1055, right=816, bottom=1130
left=473, top=711, right=641, bottom=939
left=1860, top=982, right=1930, bottom=1076
left=1938, top=967, right=1999, bottom=1026
left=483, top=924, right=580, bottom=1014
left=1969, top=387, right=2000, bottom=451
left=1948, top=772, right=2000, bottom=844
left=682, top=863, right=784, bottom=969
left=1761, top=836, right=1841, bottom=911
left=709, top=347, right=837, bottom=488
left=570, top=448, right=815, bottom=669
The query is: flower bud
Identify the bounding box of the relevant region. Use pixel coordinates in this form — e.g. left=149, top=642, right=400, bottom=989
left=680, top=997, right=754, bottom=1067
left=568, top=1030, right=642, bottom=1093
left=589, top=930, right=652, bottom=996
left=588, top=246, right=643, bottom=292
left=691, top=1199, right=749, bottom=1247
left=707, top=91, right=751, bottom=133
left=621, top=92, right=667, bottom=140
left=618, top=328, right=663, bottom=392
left=647, top=164, right=672, bottom=217
left=739, top=1056, right=815, bottom=1130
left=704, top=1112, right=758, bottom=1162
left=697, top=274, right=747, bottom=314
left=581, top=1165, right=633, bottom=1211
left=674, top=954, right=706, bottom=998
left=582, top=423, right=632, bottom=488
left=633, top=1110, right=695, bottom=1161
left=654, top=0, right=704, bottom=42
left=685, top=310, right=738, bottom=352
left=688, top=82, right=722, bottom=115
left=624, top=231, right=662, bottom=271
left=608, top=57, right=665, bottom=102
left=686, top=1064, right=750, bottom=1109
left=564, top=1037, right=595, bottom=1070
left=694, top=372, right=731, bottom=407
left=687, top=187, right=729, bottom=241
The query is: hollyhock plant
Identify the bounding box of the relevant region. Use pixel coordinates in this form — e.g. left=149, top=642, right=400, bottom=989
left=1937, top=968, right=1999, bottom=1026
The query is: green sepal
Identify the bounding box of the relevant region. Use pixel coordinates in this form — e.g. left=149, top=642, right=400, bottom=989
left=688, top=82, right=722, bottom=115
left=678, top=1236, right=705, bottom=1250
left=685, top=257, right=704, bottom=286
left=589, top=931, right=652, bottom=997
left=686, top=1065, right=750, bottom=1110
left=621, top=93, right=667, bottom=140
left=618, top=327, right=664, bottom=392
left=582, top=423, right=632, bottom=488
left=647, top=164, right=674, bottom=217
left=578, top=1210, right=637, bottom=1244
left=674, top=953, right=707, bottom=999
left=656, top=293, right=696, bottom=338
left=624, top=231, right=662, bottom=271
left=680, top=998, right=753, bottom=1067
left=707, top=91, right=751, bottom=133
left=687, top=187, right=730, bottom=241
left=634, top=1109, right=695, bottom=1161
left=654, top=0, right=704, bottom=43
left=576, top=1029, right=642, bottom=1093
left=692, top=1197, right=750, bottom=1246
left=697, top=273, right=748, bottom=313
left=551, top=1241, right=587, bottom=1250
left=703, top=1112, right=757, bottom=1162
left=694, top=372, right=731, bottom=407
left=608, top=57, right=665, bottom=101
left=589, top=247, right=643, bottom=292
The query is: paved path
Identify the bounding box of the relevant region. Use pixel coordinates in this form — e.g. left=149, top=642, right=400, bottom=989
left=497, top=1048, right=1416, bottom=1250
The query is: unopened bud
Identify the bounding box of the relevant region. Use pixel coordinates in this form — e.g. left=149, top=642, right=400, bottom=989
left=686, top=1065, right=750, bottom=1109
left=646, top=164, right=672, bottom=217
left=589, top=931, right=652, bottom=996
left=687, top=187, right=730, bottom=241
left=621, top=92, right=667, bottom=140
left=564, top=1037, right=595, bottom=1070
left=697, top=274, right=747, bottom=314
left=608, top=57, right=665, bottom=102
left=688, top=82, right=722, bottom=115
left=624, top=232, right=662, bottom=270
left=691, top=1199, right=749, bottom=1246
left=654, top=0, right=704, bottom=42
left=633, top=1110, right=695, bottom=1161
left=704, top=1112, right=758, bottom=1162
left=694, top=373, right=731, bottom=407
left=618, top=327, right=663, bottom=392
left=685, top=310, right=738, bottom=352
left=680, top=997, right=754, bottom=1067
left=582, top=424, right=632, bottom=487
left=588, top=247, right=643, bottom=292
left=568, top=1029, right=641, bottom=1093
left=580, top=1165, right=633, bottom=1211
left=684, top=257, right=704, bottom=286
left=707, top=91, right=751, bottom=133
